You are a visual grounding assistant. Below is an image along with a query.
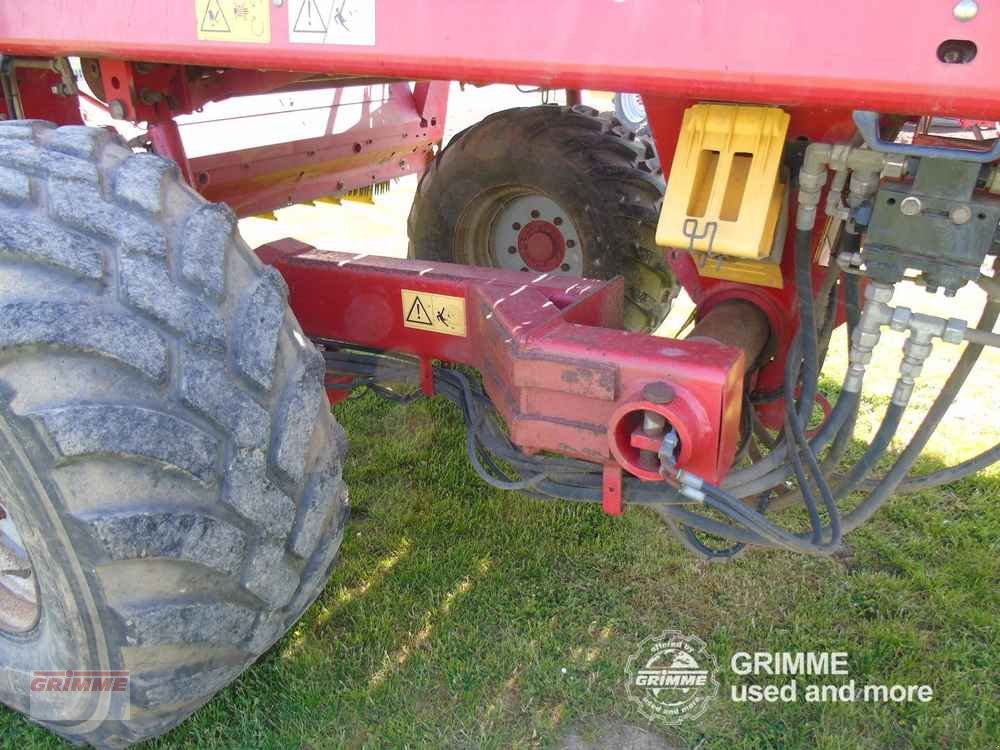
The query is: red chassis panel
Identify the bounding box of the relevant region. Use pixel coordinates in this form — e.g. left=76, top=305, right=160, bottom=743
left=186, top=82, right=446, bottom=217
left=2, top=1, right=1000, bottom=119
left=258, top=240, right=747, bottom=496
left=68, top=59, right=450, bottom=218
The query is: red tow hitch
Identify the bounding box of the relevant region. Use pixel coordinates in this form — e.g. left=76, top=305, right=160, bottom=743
left=259, top=240, right=768, bottom=514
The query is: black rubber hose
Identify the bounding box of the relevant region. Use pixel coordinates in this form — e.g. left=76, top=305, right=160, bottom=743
left=793, top=229, right=821, bottom=427
left=784, top=408, right=825, bottom=543
left=836, top=297, right=1000, bottom=537
left=782, top=335, right=826, bottom=542
left=833, top=401, right=906, bottom=497
left=665, top=244, right=831, bottom=559
left=784, top=336, right=844, bottom=547
left=664, top=517, right=749, bottom=560
left=724, top=230, right=862, bottom=494
left=727, top=390, right=860, bottom=498
left=759, top=273, right=863, bottom=512
left=821, top=272, right=863, bottom=472
left=724, top=388, right=857, bottom=494
left=699, top=483, right=837, bottom=554
left=857, top=440, right=1000, bottom=494
left=657, top=505, right=769, bottom=546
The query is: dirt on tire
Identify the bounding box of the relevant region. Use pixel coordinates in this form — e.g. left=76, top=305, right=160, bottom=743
left=407, top=104, right=676, bottom=332
left=0, top=121, right=349, bottom=747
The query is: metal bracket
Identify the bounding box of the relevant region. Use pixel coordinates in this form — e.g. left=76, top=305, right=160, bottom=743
left=854, top=110, right=1000, bottom=162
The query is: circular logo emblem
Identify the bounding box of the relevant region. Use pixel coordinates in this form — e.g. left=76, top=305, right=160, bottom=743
left=626, top=631, right=719, bottom=724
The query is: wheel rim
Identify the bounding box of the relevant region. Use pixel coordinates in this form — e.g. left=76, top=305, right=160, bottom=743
left=618, top=93, right=647, bottom=127
left=0, top=499, right=39, bottom=633
left=457, top=188, right=584, bottom=275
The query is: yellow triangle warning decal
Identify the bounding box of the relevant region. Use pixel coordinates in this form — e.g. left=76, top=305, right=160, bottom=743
left=405, top=295, right=433, bottom=326
left=293, top=0, right=328, bottom=33
left=195, top=0, right=270, bottom=43
left=401, top=290, right=467, bottom=337
left=200, top=0, right=231, bottom=32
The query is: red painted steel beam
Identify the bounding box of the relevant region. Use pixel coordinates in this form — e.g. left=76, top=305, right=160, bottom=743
left=149, top=118, right=196, bottom=186
left=187, top=81, right=447, bottom=215
left=258, top=240, right=747, bottom=487
left=3, top=2, right=1000, bottom=118
left=8, top=67, right=83, bottom=124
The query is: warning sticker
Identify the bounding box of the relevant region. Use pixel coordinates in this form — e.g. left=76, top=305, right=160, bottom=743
left=288, top=0, right=376, bottom=46
left=401, top=290, right=466, bottom=337
left=195, top=0, right=271, bottom=43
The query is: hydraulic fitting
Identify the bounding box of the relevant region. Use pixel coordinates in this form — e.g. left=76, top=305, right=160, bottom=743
left=845, top=149, right=886, bottom=208
left=881, top=305, right=984, bottom=406
left=825, top=165, right=850, bottom=220
left=881, top=154, right=909, bottom=180
left=843, top=276, right=992, bottom=406
left=674, top=469, right=706, bottom=503
left=796, top=143, right=831, bottom=231
left=797, top=143, right=887, bottom=230
left=844, top=282, right=895, bottom=393
left=657, top=428, right=680, bottom=475
left=837, top=250, right=865, bottom=274
left=890, top=314, right=938, bottom=407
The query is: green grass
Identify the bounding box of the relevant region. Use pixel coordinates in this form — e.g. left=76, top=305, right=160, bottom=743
left=6, top=94, right=997, bottom=748
left=4, top=381, right=998, bottom=749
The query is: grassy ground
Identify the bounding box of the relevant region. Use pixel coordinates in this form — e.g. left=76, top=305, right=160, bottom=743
left=4, top=317, right=998, bottom=749
left=3, top=87, right=999, bottom=748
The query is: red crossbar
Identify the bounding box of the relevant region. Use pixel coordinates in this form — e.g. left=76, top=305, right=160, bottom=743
left=259, top=240, right=746, bottom=490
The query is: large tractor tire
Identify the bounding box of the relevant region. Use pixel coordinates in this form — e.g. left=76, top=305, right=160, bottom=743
left=0, top=121, right=348, bottom=747
left=408, top=105, right=675, bottom=332
left=613, top=93, right=649, bottom=134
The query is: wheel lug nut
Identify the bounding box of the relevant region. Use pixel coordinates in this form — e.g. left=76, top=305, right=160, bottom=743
left=560, top=263, right=570, bottom=271
left=508, top=245, right=517, bottom=254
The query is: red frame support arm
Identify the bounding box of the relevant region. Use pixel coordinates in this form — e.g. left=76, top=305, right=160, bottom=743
left=258, top=240, right=747, bottom=489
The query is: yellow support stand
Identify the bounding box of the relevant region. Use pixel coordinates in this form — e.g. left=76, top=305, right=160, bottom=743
left=657, top=104, right=790, bottom=262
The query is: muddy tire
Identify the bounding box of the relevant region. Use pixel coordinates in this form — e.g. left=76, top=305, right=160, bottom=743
left=407, top=105, right=675, bottom=332
left=613, top=92, right=649, bottom=134
left=0, top=121, right=348, bottom=747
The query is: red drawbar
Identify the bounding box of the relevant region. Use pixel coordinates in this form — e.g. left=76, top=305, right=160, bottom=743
left=259, top=240, right=748, bottom=510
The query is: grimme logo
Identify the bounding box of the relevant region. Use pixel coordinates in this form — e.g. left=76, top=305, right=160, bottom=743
left=29, top=670, right=130, bottom=721
left=626, top=631, right=719, bottom=724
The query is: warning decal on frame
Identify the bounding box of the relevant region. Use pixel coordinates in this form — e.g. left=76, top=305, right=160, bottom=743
left=288, top=0, right=376, bottom=46
left=401, top=290, right=466, bottom=337
left=195, top=0, right=271, bottom=43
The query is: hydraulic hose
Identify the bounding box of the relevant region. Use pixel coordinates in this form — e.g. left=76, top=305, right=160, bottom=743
left=726, top=390, right=860, bottom=498
left=833, top=402, right=906, bottom=497
left=793, top=229, right=821, bottom=427
left=674, top=227, right=836, bottom=552
left=845, top=298, right=1000, bottom=500
left=316, top=263, right=997, bottom=556
left=782, top=305, right=843, bottom=545
left=726, top=269, right=865, bottom=498
left=862, top=440, right=1000, bottom=494
left=782, top=334, right=834, bottom=543
left=835, top=296, right=1000, bottom=537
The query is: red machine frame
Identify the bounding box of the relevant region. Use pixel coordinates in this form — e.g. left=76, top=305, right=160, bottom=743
left=3, top=1, right=998, bottom=116
left=2, top=0, right=998, bottom=510
left=258, top=240, right=750, bottom=512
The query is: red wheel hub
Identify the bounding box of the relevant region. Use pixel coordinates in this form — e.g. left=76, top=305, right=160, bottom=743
left=517, top=220, right=566, bottom=272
